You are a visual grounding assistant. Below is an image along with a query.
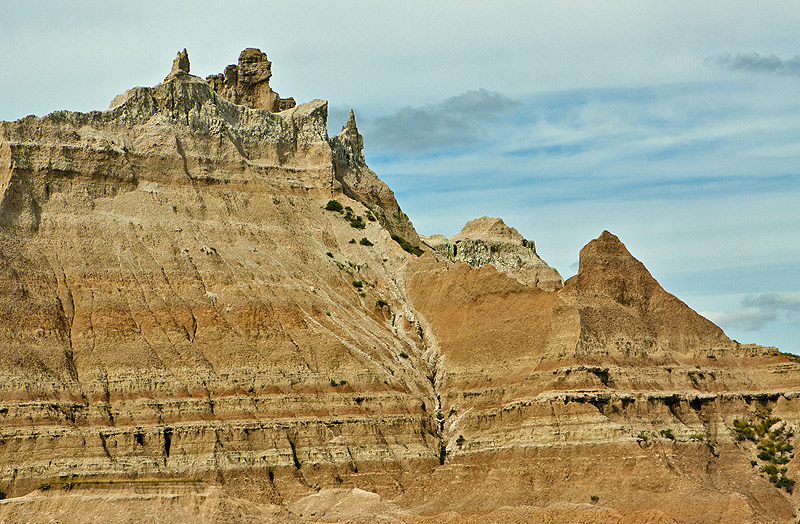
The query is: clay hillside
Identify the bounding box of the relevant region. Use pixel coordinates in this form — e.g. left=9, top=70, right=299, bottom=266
left=1, top=49, right=799, bottom=524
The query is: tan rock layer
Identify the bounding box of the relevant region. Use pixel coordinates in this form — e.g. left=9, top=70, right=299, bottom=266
left=1, top=49, right=799, bottom=524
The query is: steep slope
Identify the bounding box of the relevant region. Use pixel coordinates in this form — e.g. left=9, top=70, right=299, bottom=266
left=1, top=49, right=800, bottom=524
left=404, top=230, right=800, bottom=523
left=0, top=50, right=439, bottom=503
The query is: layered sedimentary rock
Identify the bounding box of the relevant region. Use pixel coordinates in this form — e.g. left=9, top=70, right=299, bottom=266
left=0, top=49, right=437, bottom=504
left=2, top=49, right=800, bottom=524
left=423, top=216, right=563, bottom=291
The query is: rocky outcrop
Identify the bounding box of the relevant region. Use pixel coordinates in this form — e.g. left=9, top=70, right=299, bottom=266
left=206, top=48, right=296, bottom=112
left=563, top=230, right=735, bottom=358
left=330, top=110, right=420, bottom=245
left=1, top=49, right=800, bottom=524
left=0, top=49, right=436, bottom=504
left=423, top=216, right=563, bottom=291
left=165, top=48, right=191, bottom=81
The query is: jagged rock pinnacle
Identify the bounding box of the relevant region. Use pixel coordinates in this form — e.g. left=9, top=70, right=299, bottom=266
left=165, top=48, right=190, bottom=81
left=205, top=48, right=296, bottom=112
left=335, top=109, right=365, bottom=166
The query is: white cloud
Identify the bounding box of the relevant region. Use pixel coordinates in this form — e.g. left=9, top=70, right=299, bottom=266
left=705, top=293, right=800, bottom=332
left=742, top=293, right=800, bottom=312
left=705, top=308, right=779, bottom=331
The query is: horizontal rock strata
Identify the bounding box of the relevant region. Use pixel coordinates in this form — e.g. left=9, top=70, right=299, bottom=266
left=1, top=49, right=799, bottom=524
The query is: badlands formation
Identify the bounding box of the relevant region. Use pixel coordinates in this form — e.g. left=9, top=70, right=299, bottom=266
left=1, top=49, right=799, bottom=523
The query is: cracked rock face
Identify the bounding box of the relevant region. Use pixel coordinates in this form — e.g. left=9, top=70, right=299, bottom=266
left=423, top=216, right=563, bottom=291
left=1, top=49, right=800, bottom=524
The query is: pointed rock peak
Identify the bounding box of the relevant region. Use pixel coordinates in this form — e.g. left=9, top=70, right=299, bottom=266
left=451, top=216, right=525, bottom=244
left=598, top=230, right=618, bottom=242
left=580, top=230, right=633, bottom=261
left=342, top=109, right=358, bottom=133
left=333, top=108, right=365, bottom=166
left=165, top=48, right=190, bottom=81
left=571, top=230, right=659, bottom=304
left=578, top=230, right=640, bottom=273
left=338, top=109, right=361, bottom=142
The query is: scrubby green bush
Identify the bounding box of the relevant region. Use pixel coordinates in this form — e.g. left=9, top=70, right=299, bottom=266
left=325, top=199, right=344, bottom=212
left=348, top=216, right=366, bottom=229
left=359, top=237, right=373, bottom=246
left=735, top=408, right=796, bottom=492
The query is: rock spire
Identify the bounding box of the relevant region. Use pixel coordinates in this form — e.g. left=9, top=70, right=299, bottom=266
left=164, top=48, right=190, bottom=81
left=205, top=47, right=296, bottom=112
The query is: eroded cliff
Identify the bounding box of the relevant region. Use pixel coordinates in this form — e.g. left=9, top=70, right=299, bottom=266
left=1, top=49, right=799, bottom=524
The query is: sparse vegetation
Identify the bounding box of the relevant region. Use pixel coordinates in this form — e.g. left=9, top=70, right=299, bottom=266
left=0, top=489, right=5, bottom=500
left=733, top=407, right=795, bottom=492
left=347, top=216, right=366, bottom=229
left=781, top=352, right=800, bottom=364
left=326, top=251, right=333, bottom=258
left=325, top=199, right=344, bottom=212
left=660, top=429, right=675, bottom=440
left=325, top=311, right=331, bottom=316
left=436, top=412, right=444, bottom=420
left=456, top=434, right=465, bottom=445
left=376, top=299, right=388, bottom=308
left=365, top=211, right=376, bottom=221
left=359, top=237, right=373, bottom=246
left=349, top=238, right=356, bottom=244
left=689, top=433, right=705, bottom=441
left=352, top=280, right=363, bottom=288
left=590, top=495, right=599, bottom=502
left=391, top=234, right=423, bottom=256
left=399, top=351, right=409, bottom=359
left=37, top=483, right=51, bottom=491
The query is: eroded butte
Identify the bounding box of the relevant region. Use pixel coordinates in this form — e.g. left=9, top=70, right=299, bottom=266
left=1, top=49, right=799, bottom=524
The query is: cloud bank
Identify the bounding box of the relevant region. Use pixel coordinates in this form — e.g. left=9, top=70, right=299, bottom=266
left=707, top=293, right=800, bottom=331
left=363, top=89, right=519, bottom=152
left=706, top=53, right=800, bottom=75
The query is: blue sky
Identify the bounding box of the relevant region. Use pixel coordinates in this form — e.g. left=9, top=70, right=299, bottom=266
left=1, top=1, right=798, bottom=352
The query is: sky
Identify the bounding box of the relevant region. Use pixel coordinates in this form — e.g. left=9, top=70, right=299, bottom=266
left=1, top=1, right=798, bottom=353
